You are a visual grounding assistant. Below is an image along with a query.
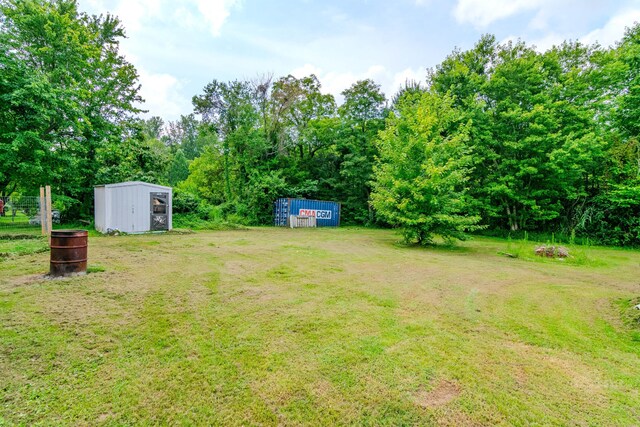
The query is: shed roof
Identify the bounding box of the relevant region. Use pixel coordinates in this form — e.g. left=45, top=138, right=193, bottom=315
left=94, top=181, right=172, bottom=191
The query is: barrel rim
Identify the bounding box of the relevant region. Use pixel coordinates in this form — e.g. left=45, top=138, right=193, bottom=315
left=51, top=229, right=89, bottom=236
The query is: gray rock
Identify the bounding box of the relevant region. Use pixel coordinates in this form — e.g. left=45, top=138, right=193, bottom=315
left=535, top=246, right=548, bottom=257
left=534, top=245, right=569, bottom=258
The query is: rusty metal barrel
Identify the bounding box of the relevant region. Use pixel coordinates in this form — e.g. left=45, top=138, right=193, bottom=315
left=49, top=230, right=88, bottom=276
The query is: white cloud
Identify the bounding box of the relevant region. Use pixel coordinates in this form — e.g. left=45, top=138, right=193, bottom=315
left=290, top=64, right=323, bottom=79
left=81, top=0, right=238, bottom=37
left=528, top=9, right=548, bottom=31
left=453, top=0, right=546, bottom=28
left=291, top=64, right=426, bottom=104
left=535, top=34, right=568, bottom=51
left=195, top=0, right=241, bottom=36
left=581, top=9, right=640, bottom=47
left=291, top=64, right=387, bottom=102
left=136, top=66, right=192, bottom=120
left=511, top=33, right=565, bottom=52
left=82, top=0, right=164, bottom=33
left=79, top=0, right=239, bottom=120
left=498, top=7, right=640, bottom=52
left=389, top=67, right=426, bottom=95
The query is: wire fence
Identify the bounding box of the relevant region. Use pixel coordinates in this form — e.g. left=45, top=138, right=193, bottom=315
left=0, top=195, right=57, bottom=234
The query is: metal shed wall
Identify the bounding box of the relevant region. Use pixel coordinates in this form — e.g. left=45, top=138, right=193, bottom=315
left=94, top=186, right=106, bottom=232
left=94, top=182, right=172, bottom=233
left=274, top=198, right=341, bottom=227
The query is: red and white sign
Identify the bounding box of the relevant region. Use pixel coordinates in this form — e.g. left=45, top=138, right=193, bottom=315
left=299, top=209, right=332, bottom=219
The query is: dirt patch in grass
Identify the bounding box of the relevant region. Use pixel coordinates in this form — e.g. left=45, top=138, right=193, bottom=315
left=413, top=379, right=461, bottom=409
left=40, top=289, right=129, bottom=330
left=4, top=273, right=49, bottom=288
left=504, top=340, right=607, bottom=403
left=5, top=269, right=107, bottom=289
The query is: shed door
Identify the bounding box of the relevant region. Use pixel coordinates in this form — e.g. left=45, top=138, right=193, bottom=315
left=150, top=192, right=169, bottom=231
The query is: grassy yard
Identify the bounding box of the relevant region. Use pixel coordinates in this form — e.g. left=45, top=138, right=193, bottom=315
left=1, top=228, right=639, bottom=426
left=0, top=237, right=49, bottom=259
left=0, top=211, right=39, bottom=235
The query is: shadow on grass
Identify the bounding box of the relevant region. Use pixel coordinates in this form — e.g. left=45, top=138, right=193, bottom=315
left=390, top=238, right=476, bottom=254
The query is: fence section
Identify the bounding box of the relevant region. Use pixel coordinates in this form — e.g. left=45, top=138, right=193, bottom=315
left=0, top=187, right=55, bottom=235
left=0, top=195, right=41, bottom=230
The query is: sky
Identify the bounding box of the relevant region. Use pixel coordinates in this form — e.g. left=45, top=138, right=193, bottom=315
left=78, top=0, right=640, bottom=122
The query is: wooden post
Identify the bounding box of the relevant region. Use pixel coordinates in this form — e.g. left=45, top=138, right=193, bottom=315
left=40, top=187, right=46, bottom=236
left=45, top=185, right=52, bottom=242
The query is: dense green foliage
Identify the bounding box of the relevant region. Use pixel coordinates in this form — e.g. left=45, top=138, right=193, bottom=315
left=0, top=0, right=144, bottom=217
left=372, top=92, right=480, bottom=244
left=426, top=33, right=640, bottom=245
left=169, top=26, right=640, bottom=245
left=182, top=74, right=386, bottom=225
left=1, top=0, right=640, bottom=245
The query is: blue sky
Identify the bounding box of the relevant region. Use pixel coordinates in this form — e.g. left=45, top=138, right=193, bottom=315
left=79, top=0, right=640, bottom=121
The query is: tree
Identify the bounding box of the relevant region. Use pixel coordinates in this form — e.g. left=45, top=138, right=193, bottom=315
left=429, top=37, right=609, bottom=233
left=192, top=79, right=267, bottom=202
left=95, top=130, right=170, bottom=186
left=142, top=116, right=165, bottom=141
left=572, top=23, right=640, bottom=246
left=164, top=114, right=210, bottom=159
left=272, top=74, right=336, bottom=159
left=179, top=146, right=226, bottom=205
left=167, top=149, right=189, bottom=186
left=0, top=0, right=141, bottom=213
left=372, top=92, right=480, bottom=244
left=614, top=24, right=640, bottom=147
left=335, top=79, right=387, bottom=224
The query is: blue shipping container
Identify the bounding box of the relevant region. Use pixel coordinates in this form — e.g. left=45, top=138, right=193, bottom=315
left=274, top=198, right=341, bottom=227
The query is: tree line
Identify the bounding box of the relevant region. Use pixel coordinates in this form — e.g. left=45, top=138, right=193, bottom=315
left=1, top=0, right=639, bottom=245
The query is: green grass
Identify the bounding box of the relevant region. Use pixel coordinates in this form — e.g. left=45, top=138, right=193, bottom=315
left=0, top=211, right=40, bottom=236
left=0, top=237, right=49, bottom=259
left=0, top=211, right=31, bottom=225
left=0, top=215, right=100, bottom=237
left=1, top=228, right=639, bottom=425
left=483, top=235, right=607, bottom=266
left=86, top=265, right=106, bottom=274
left=173, top=213, right=244, bottom=231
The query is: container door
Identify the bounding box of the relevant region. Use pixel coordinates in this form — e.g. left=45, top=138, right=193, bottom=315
left=150, top=192, right=168, bottom=231
left=274, top=198, right=289, bottom=226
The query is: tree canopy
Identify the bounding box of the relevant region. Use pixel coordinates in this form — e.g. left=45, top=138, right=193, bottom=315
left=2, top=0, right=640, bottom=246
left=0, top=0, right=141, bottom=215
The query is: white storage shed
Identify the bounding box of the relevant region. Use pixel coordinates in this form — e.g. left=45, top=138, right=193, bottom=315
left=94, top=181, right=172, bottom=233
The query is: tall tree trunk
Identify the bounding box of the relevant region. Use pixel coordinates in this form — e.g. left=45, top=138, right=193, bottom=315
left=506, top=203, right=519, bottom=231
left=223, top=144, right=231, bottom=202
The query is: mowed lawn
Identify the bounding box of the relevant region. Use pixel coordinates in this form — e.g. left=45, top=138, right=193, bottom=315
left=1, top=228, right=639, bottom=426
